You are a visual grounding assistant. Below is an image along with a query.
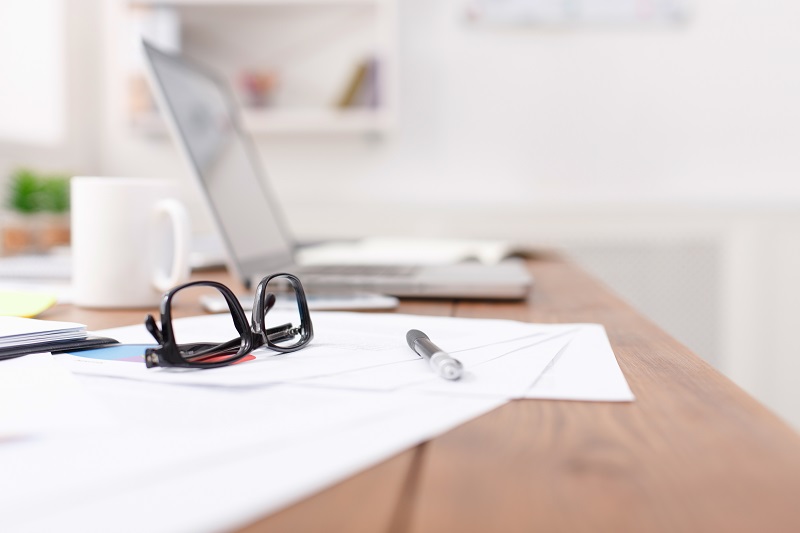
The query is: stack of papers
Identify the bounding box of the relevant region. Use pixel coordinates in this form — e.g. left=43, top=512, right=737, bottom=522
left=1, top=311, right=633, bottom=533
left=0, top=317, right=86, bottom=357
left=56, top=312, right=633, bottom=402
left=295, top=237, right=518, bottom=266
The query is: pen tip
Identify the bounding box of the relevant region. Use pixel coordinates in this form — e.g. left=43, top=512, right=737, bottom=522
left=441, top=362, right=463, bottom=380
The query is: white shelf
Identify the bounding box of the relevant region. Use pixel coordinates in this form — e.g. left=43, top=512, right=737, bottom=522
left=243, top=108, right=391, bottom=133
left=133, top=107, right=391, bottom=135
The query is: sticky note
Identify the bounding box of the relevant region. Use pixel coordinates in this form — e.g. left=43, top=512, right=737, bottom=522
left=0, top=291, right=57, bottom=318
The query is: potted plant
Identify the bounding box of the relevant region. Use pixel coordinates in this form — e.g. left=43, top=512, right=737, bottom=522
left=2, top=168, right=71, bottom=254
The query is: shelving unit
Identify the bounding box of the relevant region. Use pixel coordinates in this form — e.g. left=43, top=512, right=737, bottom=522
left=121, top=0, right=396, bottom=135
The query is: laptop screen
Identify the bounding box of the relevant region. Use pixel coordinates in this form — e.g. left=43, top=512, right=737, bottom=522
left=143, top=41, right=295, bottom=286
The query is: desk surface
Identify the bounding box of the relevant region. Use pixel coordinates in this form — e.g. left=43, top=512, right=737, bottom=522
left=42, top=255, right=800, bottom=532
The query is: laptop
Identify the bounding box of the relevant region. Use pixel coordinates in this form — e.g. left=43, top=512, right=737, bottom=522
left=142, top=41, right=532, bottom=300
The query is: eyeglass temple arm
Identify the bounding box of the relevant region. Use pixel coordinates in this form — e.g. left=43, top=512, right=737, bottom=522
left=145, top=315, right=164, bottom=344
left=251, top=292, right=277, bottom=335
left=180, top=338, right=241, bottom=359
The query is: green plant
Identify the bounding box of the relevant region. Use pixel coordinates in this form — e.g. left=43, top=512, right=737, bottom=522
left=5, top=168, right=70, bottom=214
left=39, top=176, right=70, bottom=213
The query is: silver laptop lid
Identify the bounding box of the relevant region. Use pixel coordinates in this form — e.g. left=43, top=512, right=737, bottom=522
left=143, top=41, right=295, bottom=288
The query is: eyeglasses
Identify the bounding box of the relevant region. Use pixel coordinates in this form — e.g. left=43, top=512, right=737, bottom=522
left=143, top=273, right=313, bottom=369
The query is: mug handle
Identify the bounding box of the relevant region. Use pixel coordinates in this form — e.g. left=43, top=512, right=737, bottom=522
left=151, top=199, right=191, bottom=292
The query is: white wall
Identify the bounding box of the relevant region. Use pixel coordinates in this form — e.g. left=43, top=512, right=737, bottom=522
left=275, top=0, right=800, bottom=217
left=0, top=0, right=103, bottom=185
left=98, top=0, right=800, bottom=235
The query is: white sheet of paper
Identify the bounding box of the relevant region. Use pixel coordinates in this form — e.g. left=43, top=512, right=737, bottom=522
left=0, top=378, right=503, bottom=533
left=523, top=324, right=634, bottom=401
left=0, top=353, right=114, bottom=439
left=301, top=326, right=579, bottom=397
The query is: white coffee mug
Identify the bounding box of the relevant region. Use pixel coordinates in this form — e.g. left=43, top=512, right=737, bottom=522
left=71, top=177, right=191, bottom=308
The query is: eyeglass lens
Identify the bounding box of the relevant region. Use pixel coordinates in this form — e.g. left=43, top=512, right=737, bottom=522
left=169, top=284, right=249, bottom=365
left=257, top=276, right=307, bottom=351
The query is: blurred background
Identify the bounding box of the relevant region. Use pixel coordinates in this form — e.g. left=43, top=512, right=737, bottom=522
left=1, top=0, right=799, bottom=428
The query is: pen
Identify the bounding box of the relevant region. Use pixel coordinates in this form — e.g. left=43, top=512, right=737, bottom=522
left=406, top=329, right=463, bottom=380
left=266, top=322, right=298, bottom=343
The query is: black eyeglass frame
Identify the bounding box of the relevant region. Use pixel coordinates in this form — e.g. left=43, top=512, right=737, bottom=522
left=144, top=273, right=313, bottom=369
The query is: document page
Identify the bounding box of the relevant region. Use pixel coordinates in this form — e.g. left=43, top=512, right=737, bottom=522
left=0, top=353, right=113, bottom=439
left=0, top=381, right=503, bottom=533
left=58, top=313, right=577, bottom=395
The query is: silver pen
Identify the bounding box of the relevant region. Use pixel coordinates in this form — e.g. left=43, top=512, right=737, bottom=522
left=406, top=329, right=463, bottom=380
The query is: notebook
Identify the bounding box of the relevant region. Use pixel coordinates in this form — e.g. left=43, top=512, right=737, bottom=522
left=142, top=41, right=532, bottom=299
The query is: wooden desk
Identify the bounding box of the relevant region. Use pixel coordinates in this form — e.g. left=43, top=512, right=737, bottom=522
left=41, top=255, right=800, bottom=532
